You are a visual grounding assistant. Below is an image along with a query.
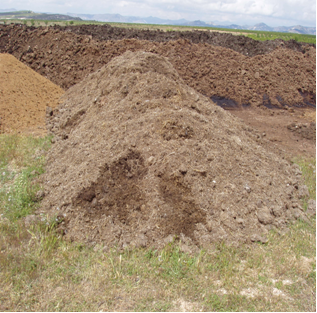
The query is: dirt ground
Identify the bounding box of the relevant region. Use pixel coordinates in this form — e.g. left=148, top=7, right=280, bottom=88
left=231, top=107, right=316, bottom=159
left=0, top=53, right=64, bottom=135
left=39, top=51, right=311, bottom=250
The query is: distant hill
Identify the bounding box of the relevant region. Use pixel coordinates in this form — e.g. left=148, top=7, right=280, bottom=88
left=68, top=13, right=316, bottom=35
left=246, top=22, right=315, bottom=35
left=0, top=10, right=81, bottom=21
left=0, top=10, right=315, bottom=35
left=67, top=13, right=189, bottom=26
left=0, top=8, right=17, bottom=12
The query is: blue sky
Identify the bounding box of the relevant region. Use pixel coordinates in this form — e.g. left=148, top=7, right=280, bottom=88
left=2, top=0, right=316, bottom=27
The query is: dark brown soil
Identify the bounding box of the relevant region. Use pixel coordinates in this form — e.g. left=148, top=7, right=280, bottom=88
left=0, top=24, right=315, bottom=110
left=1, top=24, right=314, bottom=57
left=56, top=24, right=315, bottom=57
left=40, top=51, right=309, bottom=250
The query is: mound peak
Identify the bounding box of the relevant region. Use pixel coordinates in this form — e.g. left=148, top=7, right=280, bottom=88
left=42, top=51, right=306, bottom=250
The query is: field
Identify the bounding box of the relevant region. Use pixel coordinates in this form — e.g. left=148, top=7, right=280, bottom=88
left=0, top=23, right=316, bottom=311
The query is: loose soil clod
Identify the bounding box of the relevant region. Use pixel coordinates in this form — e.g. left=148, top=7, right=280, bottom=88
left=41, top=51, right=307, bottom=249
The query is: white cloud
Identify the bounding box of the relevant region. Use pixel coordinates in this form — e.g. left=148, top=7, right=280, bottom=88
left=2, top=0, right=316, bottom=26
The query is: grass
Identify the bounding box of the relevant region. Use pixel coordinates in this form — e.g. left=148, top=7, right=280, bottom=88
left=0, top=134, right=315, bottom=311
left=1, top=19, right=316, bottom=44
left=0, top=134, right=51, bottom=221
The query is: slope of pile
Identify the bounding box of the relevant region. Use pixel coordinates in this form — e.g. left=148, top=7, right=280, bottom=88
left=0, top=26, right=315, bottom=108
left=0, top=53, right=64, bottom=134
left=41, top=51, right=307, bottom=249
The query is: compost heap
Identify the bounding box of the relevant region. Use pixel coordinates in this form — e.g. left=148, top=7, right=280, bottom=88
left=42, top=51, right=308, bottom=250
left=1, top=24, right=315, bottom=109
left=0, top=53, right=64, bottom=134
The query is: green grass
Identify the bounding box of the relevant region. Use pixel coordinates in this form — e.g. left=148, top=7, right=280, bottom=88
left=1, top=19, right=315, bottom=44
left=0, top=135, right=51, bottom=221
left=293, top=158, right=316, bottom=200
left=0, top=134, right=315, bottom=311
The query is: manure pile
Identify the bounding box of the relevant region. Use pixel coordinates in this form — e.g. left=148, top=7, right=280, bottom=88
left=42, top=52, right=308, bottom=250
left=0, top=53, right=64, bottom=134
left=0, top=24, right=315, bottom=109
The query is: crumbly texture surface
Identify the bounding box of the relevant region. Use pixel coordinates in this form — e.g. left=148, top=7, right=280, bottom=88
left=0, top=53, right=64, bottom=135
left=0, top=24, right=315, bottom=109
left=41, top=51, right=307, bottom=250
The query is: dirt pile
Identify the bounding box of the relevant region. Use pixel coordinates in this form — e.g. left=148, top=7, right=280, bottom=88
left=1, top=24, right=314, bottom=57
left=41, top=51, right=308, bottom=250
left=0, top=25, right=315, bottom=108
left=0, top=53, right=64, bottom=134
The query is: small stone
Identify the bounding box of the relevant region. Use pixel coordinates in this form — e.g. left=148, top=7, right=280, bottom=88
left=254, top=72, right=260, bottom=79
left=257, top=207, right=274, bottom=225
left=307, top=199, right=316, bottom=216
left=298, top=185, right=309, bottom=199
left=250, top=234, right=268, bottom=244
left=272, top=206, right=282, bottom=217
left=256, top=200, right=263, bottom=209
left=292, top=164, right=302, bottom=176
left=163, top=234, right=174, bottom=244
left=179, top=164, right=187, bottom=175
left=91, top=198, right=98, bottom=207
left=285, top=185, right=294, bottom=198
left=292, top=208, right=301, bottom=219
left=147, top=156, right=155, bottom=165
left=134, top=234, right=148, bottom=248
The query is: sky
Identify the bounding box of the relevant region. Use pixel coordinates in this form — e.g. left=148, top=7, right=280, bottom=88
left=2, top=0, right=316, bottom=27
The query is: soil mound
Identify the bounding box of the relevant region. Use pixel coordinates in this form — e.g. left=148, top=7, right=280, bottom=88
left=0, top=53, right=64, bottom=134
left=0, top=25, right=315, bottom=109
left=1, top=24, right=314, bottom=57
left=41, top=51, right=307, bottom=249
